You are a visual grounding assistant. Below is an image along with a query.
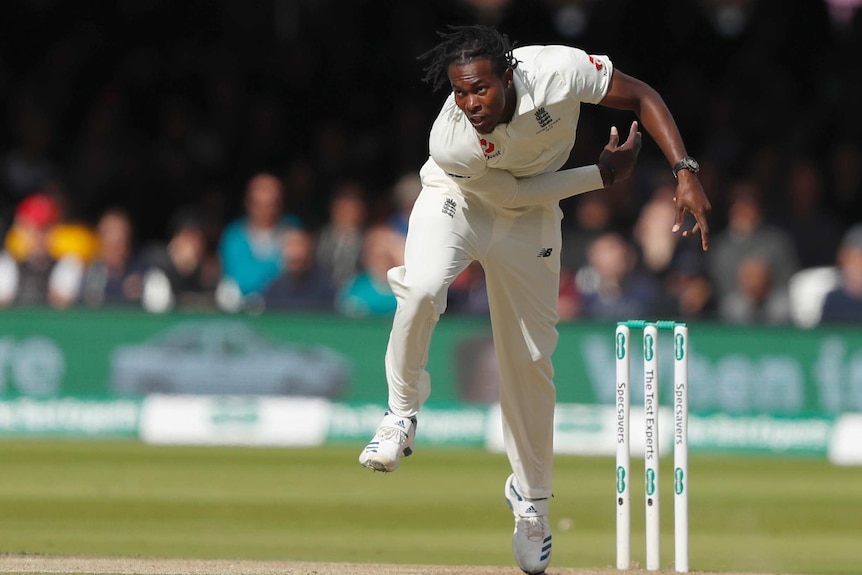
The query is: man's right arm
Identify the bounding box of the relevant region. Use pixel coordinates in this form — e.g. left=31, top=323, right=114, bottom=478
left=458, top=164, right=605, bottom=208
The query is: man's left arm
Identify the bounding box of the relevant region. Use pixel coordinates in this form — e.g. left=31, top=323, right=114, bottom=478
left=599, top=70, right=712, bottom=251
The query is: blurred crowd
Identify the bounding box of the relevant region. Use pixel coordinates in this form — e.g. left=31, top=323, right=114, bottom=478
left=1, top=0, right=861, bottom=325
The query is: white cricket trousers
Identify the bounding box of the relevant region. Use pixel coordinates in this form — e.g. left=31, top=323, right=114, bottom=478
left=385, top=159, right=561, bottom=500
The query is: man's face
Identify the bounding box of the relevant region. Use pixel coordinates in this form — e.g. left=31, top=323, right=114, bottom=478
left=448, top=58, right=512, bottom=134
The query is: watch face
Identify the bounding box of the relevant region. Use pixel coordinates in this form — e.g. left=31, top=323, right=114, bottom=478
left=673, top=157, right=699, bottom=177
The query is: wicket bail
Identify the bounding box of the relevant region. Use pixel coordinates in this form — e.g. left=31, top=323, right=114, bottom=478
left=615, top=320, right=689, bottom=572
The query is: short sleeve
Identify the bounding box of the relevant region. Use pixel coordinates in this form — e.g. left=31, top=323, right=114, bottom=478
left=540, top=46, right=613, bottom=105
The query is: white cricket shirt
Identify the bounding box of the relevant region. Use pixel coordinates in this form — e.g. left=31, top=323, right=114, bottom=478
left=428, top=45, right=613, bottom=181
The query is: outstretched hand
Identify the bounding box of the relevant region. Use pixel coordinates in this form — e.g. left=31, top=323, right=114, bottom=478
left=672, top=171, right=712, bottom=251
left=598, top=121, right=642, bottom=184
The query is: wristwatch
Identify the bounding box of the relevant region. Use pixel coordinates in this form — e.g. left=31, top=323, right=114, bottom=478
left=672, top=156, right=700, bottom=178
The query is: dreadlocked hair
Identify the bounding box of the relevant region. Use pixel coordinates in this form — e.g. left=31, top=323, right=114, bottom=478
left=418, top=25, right=518, bottom=92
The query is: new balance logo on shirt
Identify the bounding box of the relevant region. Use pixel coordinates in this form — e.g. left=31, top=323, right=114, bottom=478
left=537, top=248, right=553, bottom=257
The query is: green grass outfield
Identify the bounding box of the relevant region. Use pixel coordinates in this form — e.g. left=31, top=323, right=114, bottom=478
left=1, top=440, right=860, bottom=574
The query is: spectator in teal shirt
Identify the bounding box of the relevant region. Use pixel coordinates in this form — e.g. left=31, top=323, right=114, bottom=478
left=337, top=225, right=404, bottom=317
left=218, top=173, right=300, bottom=304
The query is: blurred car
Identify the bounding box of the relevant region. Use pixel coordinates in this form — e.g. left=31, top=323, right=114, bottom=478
left=110, top=320, right=350, bottom=398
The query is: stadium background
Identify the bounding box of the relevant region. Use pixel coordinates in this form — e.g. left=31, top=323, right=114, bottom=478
left=2, top=2, right=862, bottom=574
left=0, top=0, right=858, bottom=461
left=2, top=0, right=860, bottom=240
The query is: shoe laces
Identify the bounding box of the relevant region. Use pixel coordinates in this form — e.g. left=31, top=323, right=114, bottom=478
left=378, top=426, right=406, bottom=445
left=518, top=515, right=548, bottom=541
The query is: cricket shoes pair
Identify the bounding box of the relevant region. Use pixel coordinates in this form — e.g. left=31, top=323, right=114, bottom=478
left=358, top=411, right=417, bottom=472
left=359, top=414, right=551, bottom=573
left=505, top=473, right=552, bottom=575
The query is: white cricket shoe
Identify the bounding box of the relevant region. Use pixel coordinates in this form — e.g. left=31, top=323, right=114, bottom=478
left=358, top=411, right=417, bottom=472
left=504, top=473, right=552, bottom=575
